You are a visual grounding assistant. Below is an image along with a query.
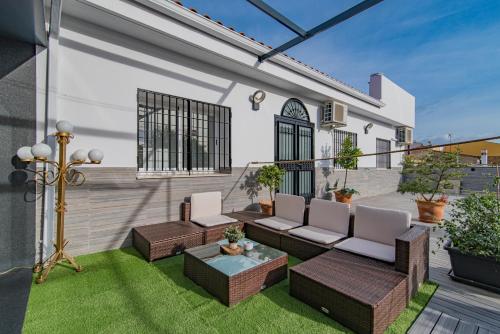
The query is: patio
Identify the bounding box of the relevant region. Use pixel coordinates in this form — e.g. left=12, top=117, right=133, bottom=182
left=1, top=192, right=491, bottom=333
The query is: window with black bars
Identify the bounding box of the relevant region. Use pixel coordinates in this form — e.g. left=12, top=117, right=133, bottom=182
left=332, top=129, right=358, bottom=169
left=137, top=89, right=231, bottom=173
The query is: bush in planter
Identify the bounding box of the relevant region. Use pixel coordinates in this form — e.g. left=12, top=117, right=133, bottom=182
left=256, top=164, right=285, bottom=214
left=333, top=137, right=362, bottom=203
left=398, top=150, right=464, bottom=223
left=224, top=225, right=244, bottom=246
left=437, top=191, right=500, bottom=260
left=435, top=181, right=500, bottom=289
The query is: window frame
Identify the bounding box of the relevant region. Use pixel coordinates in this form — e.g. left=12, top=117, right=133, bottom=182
left=332, top=129, right=358, bottom=169
left=137, top=89, right=231, bottom=175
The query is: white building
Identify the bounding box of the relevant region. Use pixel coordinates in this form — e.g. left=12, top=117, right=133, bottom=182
left=1, top=0, right=415, bottom=264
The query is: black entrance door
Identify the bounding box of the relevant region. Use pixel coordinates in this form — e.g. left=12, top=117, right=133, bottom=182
left=275, top=99, right=315, bottom=202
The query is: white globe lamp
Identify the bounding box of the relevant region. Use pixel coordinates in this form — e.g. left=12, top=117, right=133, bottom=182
left=31, top=143, right=52, bottom=160
left=88, top=149, right=104, bottom=163
left=56, top=120, right=74, bottom=134
left=17, top=146, right=34, bottom=162
left=71, top=149, right=88, bottom=162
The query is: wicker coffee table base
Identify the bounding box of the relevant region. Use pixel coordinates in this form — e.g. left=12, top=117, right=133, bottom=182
left=184, top=251, right=288, bottom=306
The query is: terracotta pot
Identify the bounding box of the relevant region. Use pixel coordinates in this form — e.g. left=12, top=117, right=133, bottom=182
left=416, top=200, right=447, bottom=223
left=228, top=242, right=238, bottom=250
left=334, top=191, right=353, bottom=204
left=259, top=200, right=273, bottom=215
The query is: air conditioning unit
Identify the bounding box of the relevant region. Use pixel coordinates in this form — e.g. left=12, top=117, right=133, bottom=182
left=321, top=100, right=347, bottom=127
left=396, top=127, right=413, bottom=145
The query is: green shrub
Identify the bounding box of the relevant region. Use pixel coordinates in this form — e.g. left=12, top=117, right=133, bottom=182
left=398, top=150, right=464, bottom=201
left=437, top=189, right=500, bottom=260
left=335, top=137, right=362, bottom=194
left=257, top=164, right=285, bottom=201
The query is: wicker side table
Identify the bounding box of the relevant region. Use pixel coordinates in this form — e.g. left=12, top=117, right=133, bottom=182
left=133, top=221, right=204, bottom=261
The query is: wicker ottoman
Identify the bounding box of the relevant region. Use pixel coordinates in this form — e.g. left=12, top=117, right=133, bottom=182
left=133, top=221, right=204, bottom=261
left=290, top=250, right=408, bottom=334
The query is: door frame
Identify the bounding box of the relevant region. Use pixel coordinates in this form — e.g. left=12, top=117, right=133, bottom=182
left=376, top=138, right=391, bottom=169
left=274, top=114, right=315, bottom=201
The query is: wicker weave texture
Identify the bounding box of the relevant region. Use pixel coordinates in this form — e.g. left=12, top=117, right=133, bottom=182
left=184, top=250, right=287, bottom=306
left=204, top=222, right=245, bottom=244
left=132, top=222, right=204, bottom=261
left=244, top=222, right=282, bottom=249
left=290, top=250, right=408, bottom=334
left=395, top=225, right=430, bottom=298
left=280, top=234, right=334, bottom=260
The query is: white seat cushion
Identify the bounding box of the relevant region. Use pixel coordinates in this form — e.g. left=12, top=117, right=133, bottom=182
left=274, top=193, right=305, bottom=224
left=191, top=215, right=238, bottom=227
left=354, top=205, right=411, bottom=246
left=308, top=198, right=350, bottom=235
left=255, top=216, right=302, bottom=231
left=334, top=237, right=396, bottom=263
left=191, top=192, right=222, bottom=220
left=289, top=226, right=346, bottom=244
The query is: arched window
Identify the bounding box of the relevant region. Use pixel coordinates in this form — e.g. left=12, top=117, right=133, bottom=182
left=281, top=98, right=309, bottom=121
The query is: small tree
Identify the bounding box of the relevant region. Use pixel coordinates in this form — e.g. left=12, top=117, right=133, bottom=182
left=257, top=164, right=285, bottom=201
left=335, top=137, right=362, bottom=194
left=398, top=150, right=464, bottom=202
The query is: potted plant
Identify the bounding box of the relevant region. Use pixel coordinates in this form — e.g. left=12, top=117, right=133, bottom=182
left=398, top=150, right=463, bottom=223
left=256, top=164, right=285, bottom=215
left=334, top=137, right=362, bottom=204
left=223, top=225, right=245, bottom=250
left=435, top=175, right=500, bottom=290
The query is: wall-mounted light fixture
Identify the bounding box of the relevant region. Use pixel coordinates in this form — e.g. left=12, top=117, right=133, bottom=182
left=250, top=90, right=266, bottom=110
left=364, top=122, right=373, bottom=134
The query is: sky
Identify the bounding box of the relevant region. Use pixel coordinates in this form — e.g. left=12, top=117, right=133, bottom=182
left=182, top=0, right=500, bottom=144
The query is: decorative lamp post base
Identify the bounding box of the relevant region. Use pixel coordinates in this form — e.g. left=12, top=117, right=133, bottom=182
left=35, top=241, right=82, bottom=284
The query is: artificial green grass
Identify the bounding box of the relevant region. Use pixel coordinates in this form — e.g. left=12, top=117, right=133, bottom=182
left=24, top=248, right=437, bottom=334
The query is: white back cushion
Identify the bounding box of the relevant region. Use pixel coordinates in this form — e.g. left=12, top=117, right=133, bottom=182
left=354, top=205, right=411, bottom=246
left=191, top=192, right=222, bottom=219
left=309, top=199, right=350, bottom=235
left=275, top=193, right=305, bottom=224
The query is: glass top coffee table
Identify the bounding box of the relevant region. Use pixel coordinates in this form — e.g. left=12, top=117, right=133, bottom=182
left=184, top=238, right=288, bottom=306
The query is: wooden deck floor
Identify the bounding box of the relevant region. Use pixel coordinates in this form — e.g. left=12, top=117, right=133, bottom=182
left=407, top=229, right=500, bottom=334
left=351, top=193, right=500, bottom=334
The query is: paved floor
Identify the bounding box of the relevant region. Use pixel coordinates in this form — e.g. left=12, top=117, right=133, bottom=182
left=353, top=193, right=500, bottom=334
left=0, top=268, right=32, bottom=334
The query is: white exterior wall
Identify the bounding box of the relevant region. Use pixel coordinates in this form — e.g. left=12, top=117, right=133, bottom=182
left=52, top=12, right=411, bottom=170
left=315, top=113, right=403, bottom=169
left=369, top=73, right=415, bottom=128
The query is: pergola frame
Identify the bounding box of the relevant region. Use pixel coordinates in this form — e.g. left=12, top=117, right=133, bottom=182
left=247, top=0, right=384, bottom=62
